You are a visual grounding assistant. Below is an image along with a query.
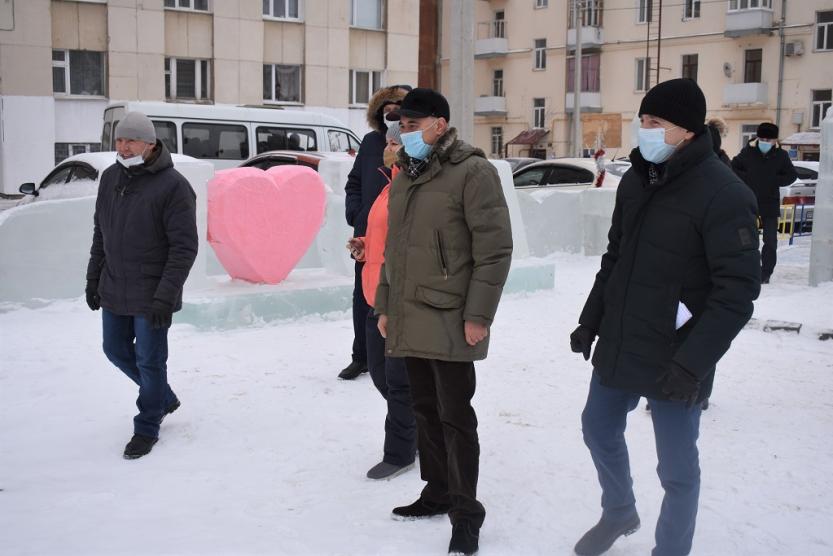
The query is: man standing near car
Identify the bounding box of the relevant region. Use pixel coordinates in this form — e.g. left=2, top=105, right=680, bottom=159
left=86, top=111, right=198, bottom=460
left=731, top=122, right=797, bottom=284
left=341, top=85, right=411, bottom=380
left=376, top=88, right=513, bottom=556
left=569, top=79, right=761, bottom=556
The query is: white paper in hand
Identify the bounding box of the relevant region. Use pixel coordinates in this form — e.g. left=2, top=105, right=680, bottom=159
left=676, top=302, right=693, bottom=330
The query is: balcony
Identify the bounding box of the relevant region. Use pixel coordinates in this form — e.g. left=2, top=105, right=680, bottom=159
left=567, top=26, right=604, bottom=50
left=723, top=82, right=769, bottom=106
left=565, top=92, right=602, bottom=112
left=474, top=96, right=507, bottom=117
left=724, top=8, right=774, bottom=37
left=475, top=20, right=508, bottom=58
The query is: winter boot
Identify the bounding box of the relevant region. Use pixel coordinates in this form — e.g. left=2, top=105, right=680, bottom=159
left=123, top=434, right=158, bottom=460
left=448, top=521, right=479, bottom=555
left=392, top=498, right=451, bottom=520
left=574, top=513, right=640, bottom=556
left=338, top=360, right=367, bottom=380
left=161, top=399, right=181, bottom=423
left=366, top=461, right=414, bottom=480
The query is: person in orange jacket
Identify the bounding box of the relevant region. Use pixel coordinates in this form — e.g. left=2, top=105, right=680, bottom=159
left=346, top=121, right=416, bottom=480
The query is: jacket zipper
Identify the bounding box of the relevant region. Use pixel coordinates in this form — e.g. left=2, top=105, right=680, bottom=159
left=435, top=230, right=448, bottom=280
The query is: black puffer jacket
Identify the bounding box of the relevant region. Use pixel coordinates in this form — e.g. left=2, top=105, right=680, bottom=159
left=579, top=131, right=761, bottom=402
left=731, top=139, right=797, bottom=217
left=86, top=141, right=198, bottom=316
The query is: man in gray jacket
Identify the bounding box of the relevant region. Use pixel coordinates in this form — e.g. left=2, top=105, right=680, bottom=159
left=86, top=111, right=198, bottom=460
left=376, top=88, right=513, bottom=556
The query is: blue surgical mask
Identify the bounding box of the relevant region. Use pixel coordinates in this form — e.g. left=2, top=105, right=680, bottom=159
left=637, top=126, right=681, bottom=164
left=116, top=146, right=148, bottom=168
left=758, top=140, right=773, bottom=154
left=400, top=119, right=439, bottom=160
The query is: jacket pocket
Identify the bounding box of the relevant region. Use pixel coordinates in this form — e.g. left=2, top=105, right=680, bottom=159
left=416, top=285, right=464, bottom=310
left=140, top=262, right=165, bottom=277
left=435, top=230, right=448, bottom=280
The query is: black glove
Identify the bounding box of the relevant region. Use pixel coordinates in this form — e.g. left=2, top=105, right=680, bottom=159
left=85, top=280, right=100, bottom=311
left=570, top=325, right=596, bottom=361
left=150, top=299, right=173, bottom=330
left=658, top=362, right=701, bottom=408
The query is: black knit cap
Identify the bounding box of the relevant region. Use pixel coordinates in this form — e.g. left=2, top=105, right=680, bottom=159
left=390, top=88, right=451, bottom=122
left=757, top=122, right=779, bottom=139
left=638, top=78, right=706, bottom=133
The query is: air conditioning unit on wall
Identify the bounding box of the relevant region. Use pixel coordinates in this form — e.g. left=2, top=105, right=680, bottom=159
left=785, top=41, right=804, bottom=57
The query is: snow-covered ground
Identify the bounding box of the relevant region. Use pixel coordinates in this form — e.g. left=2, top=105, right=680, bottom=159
left=1, top=238, right=832, bottom=555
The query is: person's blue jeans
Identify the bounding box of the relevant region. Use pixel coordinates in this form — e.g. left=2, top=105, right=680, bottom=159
left=582, top=373, right=702, bottom=556
left=102, top=309, right=178, bottom=439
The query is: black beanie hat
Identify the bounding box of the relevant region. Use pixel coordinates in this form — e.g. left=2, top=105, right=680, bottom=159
left=638, top=78, right=706, bottom=133
left=757, top=122, right=779, bottom=139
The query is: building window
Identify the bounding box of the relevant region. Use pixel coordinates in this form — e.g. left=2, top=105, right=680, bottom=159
left=740, top=124, right=757, bottom=148
left=635, top=57, right=651, bottom=92
left=744, top=48, right=762, bottom=83
left=54, top=142, right=101, bottom=165
left=534, top=39, right=547, bottom=70
left=493, top=11, right=505, bottom=39
left=491, top=127, right=503, bottom=156
left=535, top=0, right=548, bottom=8
left=570, top=0, right=602, bottom=27
left=263, top=0, right=300, bottom=19
left=682, top=54, right=698, bottom=81
left=533, top=98, right=546, bottom=129
left=637, top=0, right=653, bottom=23
left=811, top=89, right=832, bottom=129
left=492, top=70, right=504, bottom=97
left=566, top=53, right=601, bottom=92
left=52, top=50, right=105, bottom=96
left=349, top=70, right=382, bottom=104
left=165, top=57, right=211, bottom=100
left=816, top=11, right=833, bottom=51
left=728, top=0, right=772, bottom=10
left=351, top=0, right=382, bottom=29
left=263, top=64, right=302, bottom=103
left=684, top=0, right=700, bottom=18
left=164, top=0, right=209, bottom=10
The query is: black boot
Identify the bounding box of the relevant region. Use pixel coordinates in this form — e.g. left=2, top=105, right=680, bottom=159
left=338, top=360, right=367, bottom=380
left=123, top=434, right=158, bottom=460
left=574, top=513, right=640, bottom=556
left=448, top=521, right=479, bottom=555
left=161, top=399, right=181, bottom=423
left=391, top=498, right=450, bottom=520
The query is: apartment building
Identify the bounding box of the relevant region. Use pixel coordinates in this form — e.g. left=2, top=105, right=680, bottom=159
left=0, top=0, right=420, bottom=194
left=449, top=0, right=832, bottom=161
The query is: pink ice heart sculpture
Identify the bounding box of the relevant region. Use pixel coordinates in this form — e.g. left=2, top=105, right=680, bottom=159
left=207, top=165, right=326, bottom=284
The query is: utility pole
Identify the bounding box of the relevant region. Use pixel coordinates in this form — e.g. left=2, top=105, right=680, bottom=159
left=573, top=0, right=583, bottom=157
left=776, top=0, right=787, bottom=129
left=449, top=0, right=474, bottom=143
left=656, top=0, right=663, bottom=86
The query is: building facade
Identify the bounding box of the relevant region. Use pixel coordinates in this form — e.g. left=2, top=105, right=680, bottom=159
left=0, top=0, right=420, bottom=194
left=446, top=0, right=833, bottom=161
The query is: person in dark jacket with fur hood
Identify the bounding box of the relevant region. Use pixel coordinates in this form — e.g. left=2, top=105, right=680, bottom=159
left=569, top=79, right=761, bottom=556
left=731, top=122, right=797, bottom=283
left=340, top=85, right=411, bottom=380
left=86, top=111, right=198, bottom=460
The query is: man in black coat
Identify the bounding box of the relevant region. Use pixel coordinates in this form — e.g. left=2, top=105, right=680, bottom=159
left=569, top=79, right=761, bottom=556
left=731, top=122, right=797, bottom=283
left=340, top=85, right=410, bottom=380
left=86, top=111, right=198, bottom=459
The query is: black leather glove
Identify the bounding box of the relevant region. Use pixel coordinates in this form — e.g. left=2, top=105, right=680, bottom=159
left=570, top=325, right=596, bottom=361
left=658, top=362, right=701, bottom=408
left=85, top=280, right=100, bottom=311
left=150, top=299, right=173, bottom=330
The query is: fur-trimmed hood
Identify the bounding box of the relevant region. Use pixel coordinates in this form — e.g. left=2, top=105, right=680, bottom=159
left=367, top=86, right=408, bottom=132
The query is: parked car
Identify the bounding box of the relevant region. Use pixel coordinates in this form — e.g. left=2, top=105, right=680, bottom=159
left=238, top=150, right=355, bottom=171
left=504, top=157, right=540, bottom=173
left=512, top=157, right=622, bottom=189
left=15, top=152, right=198, bottom=207
left=779, top=160, right=818, bottom=233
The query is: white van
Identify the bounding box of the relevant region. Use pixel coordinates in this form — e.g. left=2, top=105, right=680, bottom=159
left=101, top=102, right=362, bottom=170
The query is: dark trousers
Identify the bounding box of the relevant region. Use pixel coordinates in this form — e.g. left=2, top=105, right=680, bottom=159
left=405, top=357, right=485, bottom=529
left=761, top=215, right=778, bottom=278
left=351, top=261, right=369, bottom=363
left=102, top=309, right=178, bottom=438
left=365, top=311, right=416, bottom=466
left=582, top=373, right=702, bottom=556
